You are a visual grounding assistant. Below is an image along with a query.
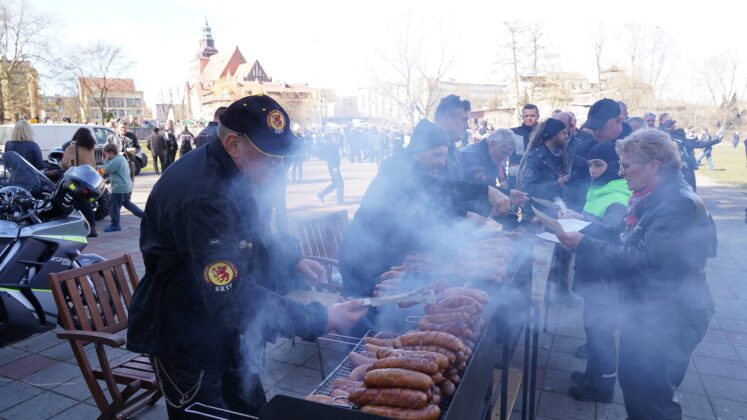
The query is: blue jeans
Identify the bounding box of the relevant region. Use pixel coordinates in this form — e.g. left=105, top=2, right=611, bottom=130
left=109, top=192, right=144, bottom=227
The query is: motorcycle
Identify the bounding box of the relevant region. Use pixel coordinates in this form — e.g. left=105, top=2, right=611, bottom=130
left=0, top=151, right=106, bottom=345
left=46, top=146, right=111, bottom=221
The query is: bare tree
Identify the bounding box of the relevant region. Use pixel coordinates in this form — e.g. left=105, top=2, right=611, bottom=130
left=701, top=52, right=743, bottom=128
left=499, top=20, right=525, bottom=115
left=62, top=41, right=132, bottom=124
left=646, top=26, right=675, bottom=99
left=369, top=15, right=455, bottom=128
left=527, top=22, right=544, bottom=102
left=590, top=22, right=607, bottom=95
left=0, top=0, right=50, bottom=123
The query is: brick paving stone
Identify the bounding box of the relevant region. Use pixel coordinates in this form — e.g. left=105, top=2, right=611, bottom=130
left=268, top=340, right=318, bottom=366
left=0, top=390, right=77, bottom=419
left=38, top=342, right=75, bottom=361
left=536, top=390, right=596, bottom=420
left=716, top=317, right=747, bottom=334
left=678, top=371, right=707, bottom=395
left=273, top=366, right=322, bottom=396
left=10, top=331, right=64, bottom=353
left=0, top=347, right=30, bottom=367
left=700, top=374, right=747, bottom=402
left=130, top=399, right=167, bottom=420
left=546, top=350, right=586, bottom=373
left=596, top=403, right=628, bottom=420
left=51, top=376, right=105, bottom=401
left=710, top=397, right=747, bottom=420
left=0, top=381, right=44, bottom=411
left=693, top=355, right=747, bottom=380
left=0, top=354, right=58, bottom=380
left=726, top=330, right=747, bottom=348
left=47, top=402, right=103, bottom=419
left=702, top=327, right=731, bottom=344
left=692, top=340, right=742, bottom=361
left=22, top=361, right=81, bottom=390
left=260, top=359, right=294, bottom=388
left=677, top=391, right=717, bottom=420
left=551, top=335, right=586, bottom=354
left=302, top=348, right=346, bottom=374
left=538, top=368, right=573, bottom=394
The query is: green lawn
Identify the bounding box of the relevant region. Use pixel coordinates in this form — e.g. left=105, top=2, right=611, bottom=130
left=697, top=142, right=747, bottom=190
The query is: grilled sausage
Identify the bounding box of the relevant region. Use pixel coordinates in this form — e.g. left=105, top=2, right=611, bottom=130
left=375, top=348, right=450, bottom=370
left=436, top=295, right=483, bottom=310
left=375, top=331, right=399, bottom=339
left=448, top=373, right=461, bottom=384
left=400, top=346, right=456, bottom=364
left=306, top=394, right=332, bottom=404
left=423, top=311, right=472, bottom=324
left=330, top=388, right=350, bottom=399
left=332, top=378, right=363, bottom=392
left=430, top=372, right=445, bottom=384
left=463, top=339, right=475, bottom=350
left=418, top=320, right=469, bottom=337
left=394, top=331, right=467, bottom=353
left=349, top=387, right=428, bottom=409
left=364, top=337, right=395, bottom=347
left=457, top=361, right=467, bottom=371
left=437, top=287, right=489, bottom=304
left=370, top=356, right=439, bottom=375
left=361, top=404, right=441, bottom=420
left=455, top=351, right=466, bottom=363
left=432, top=393, right=441, bottom=405
left=425, top=303, right=483, bottom=316
left=440, top=380, right=456, bottom=397
left=348, top=364, right=371, bottom=381
left=364, top=368, right=434, bottom=391
left=348, top=351, right=376, bottom=366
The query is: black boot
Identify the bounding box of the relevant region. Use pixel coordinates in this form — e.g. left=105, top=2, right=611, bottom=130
left=569, top=375, right=615, bottom=403
left=571, top=371, right=586, bottom=384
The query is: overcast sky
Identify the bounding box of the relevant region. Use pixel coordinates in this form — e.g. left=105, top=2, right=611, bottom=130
left=36, top=0, right=744, bottom=109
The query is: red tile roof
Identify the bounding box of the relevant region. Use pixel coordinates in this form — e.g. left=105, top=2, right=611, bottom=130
left=79, top=77, right=136, bottom=91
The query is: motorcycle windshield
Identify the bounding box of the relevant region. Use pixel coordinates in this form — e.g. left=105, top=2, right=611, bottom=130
left=0, top=151, right=55, bottom=195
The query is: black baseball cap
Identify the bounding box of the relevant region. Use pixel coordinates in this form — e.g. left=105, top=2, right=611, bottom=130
left=582, top=98, right=621, bottom=130
left=408, top=119, right=449, bottom=153
left=219, top=95, right=300, bottom=157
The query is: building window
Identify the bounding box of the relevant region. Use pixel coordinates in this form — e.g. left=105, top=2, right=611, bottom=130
left=107, top=98, right=125, bottom=108
left=126, top=98, right=141, bottom=108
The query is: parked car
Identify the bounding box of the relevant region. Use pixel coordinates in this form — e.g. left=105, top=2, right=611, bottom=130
left=0, top=123, right=147, bottom=175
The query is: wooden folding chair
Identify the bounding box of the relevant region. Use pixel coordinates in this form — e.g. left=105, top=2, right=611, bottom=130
left=293, top=209, right=349, bottom=287
left=48, top=254, right=161, bottom=420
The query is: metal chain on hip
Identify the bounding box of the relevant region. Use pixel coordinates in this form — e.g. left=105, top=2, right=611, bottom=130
left=152, top=357, right=205, bottom=409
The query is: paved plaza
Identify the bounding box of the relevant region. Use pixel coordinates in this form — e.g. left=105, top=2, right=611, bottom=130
left=0, top=160, right=745, bottom=419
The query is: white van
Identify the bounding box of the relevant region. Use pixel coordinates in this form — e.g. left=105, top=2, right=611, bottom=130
left=0, top=123, right=114, bottom=161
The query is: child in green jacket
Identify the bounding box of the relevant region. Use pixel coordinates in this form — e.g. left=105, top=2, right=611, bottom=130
left=102, top=143, right=143, bottom=232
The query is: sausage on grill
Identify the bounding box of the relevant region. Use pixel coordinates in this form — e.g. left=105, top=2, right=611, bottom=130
left=348, top=387, right=428, bottom=409
left=423, top=311, right=472, bottom=324
left=370, top=356, right=439, bottom=375
left=437, top=287, right=489, bottom=304
left=361, top=404, right=441, bottom=420
left=363, top=368, right=433, bottom=391
left=306, top=394, right=332, bottom=404
left=425, top=303, right=482, bottom=316
left=400, top=346, right=456, bottom=364
left=440, top=380, right=456, bottom=397
left=348, top=364, right=371, bottom=381
left=348, top=351, right=376, bottom=366
left=332, top=378, right=363, bottom=392
left=418, top=320, right=469, bottom=337
left=375, top=348, right=450, bottom=370
left=364, top=337, right=395, bottom=347
left=394, top=331, right=466, bottom=353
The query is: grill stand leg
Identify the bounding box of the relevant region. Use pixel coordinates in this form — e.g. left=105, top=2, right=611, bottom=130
left=315, top=339, right=326, bottom=380
left=500, top=341, right=509, bottom=420
left=529, top=304, right=540, bottom=419
left=522, top=318, right=530, bottom=420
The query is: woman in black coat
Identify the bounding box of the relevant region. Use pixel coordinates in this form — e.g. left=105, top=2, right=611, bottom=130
left=558, top=129, right=716, bottom=420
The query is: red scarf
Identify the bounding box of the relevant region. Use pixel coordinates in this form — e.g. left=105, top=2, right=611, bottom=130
left=625, top=182, right=658, bottom=229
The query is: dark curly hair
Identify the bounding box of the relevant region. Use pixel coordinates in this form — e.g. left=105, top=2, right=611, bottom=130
left=72, top=127, right=96, bottom=150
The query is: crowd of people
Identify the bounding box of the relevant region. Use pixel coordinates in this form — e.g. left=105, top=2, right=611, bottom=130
left=1, top=92, right=722, bottom=420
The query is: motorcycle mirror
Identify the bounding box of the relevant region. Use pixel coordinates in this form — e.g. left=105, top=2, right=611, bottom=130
left=65, top=249, right=81, bottom=261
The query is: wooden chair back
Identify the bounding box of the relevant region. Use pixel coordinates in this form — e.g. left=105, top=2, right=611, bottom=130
left=294, top=209, right=349, bottom=259
left=50, top=254, right=138, bottom=335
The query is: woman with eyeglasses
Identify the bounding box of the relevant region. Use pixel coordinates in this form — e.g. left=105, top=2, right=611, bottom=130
left=557, top=129, right=717, bottom=420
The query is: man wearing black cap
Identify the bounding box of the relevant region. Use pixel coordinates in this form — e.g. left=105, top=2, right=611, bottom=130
left=517, top=118, right=569, bottom=201
left=127, top=95, right=368, bottom=418
left=564, top=98, right=632, bottom=212
left=339, top=119, right=512, bottom=334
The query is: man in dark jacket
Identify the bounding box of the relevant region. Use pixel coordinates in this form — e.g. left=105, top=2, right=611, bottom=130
left=658, top=113, right=721, bottom=191
left=339, top=119, right=511, bottom=335
left=564, top=99, right=632, bottom=211
left=317, top=132, right=344, bottom=204
left=163, top=123, right=178, bottom=166
left=509, top=104, right=540, bottom=188
left=127, top=96, right=367, bottom=418
left=434, top=94, right=471, bottom=181
left=194, top=106, right=227, bottom=148
left=146, top=127, right=168, bottom=175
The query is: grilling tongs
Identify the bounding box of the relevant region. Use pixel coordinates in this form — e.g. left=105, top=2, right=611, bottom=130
left=361, top=288, right=438, bottom=307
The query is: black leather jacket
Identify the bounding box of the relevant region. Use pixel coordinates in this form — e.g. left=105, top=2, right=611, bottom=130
left=127, top=137, right=327, bottom=369
left=576, top=172, right=716, bottom=311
